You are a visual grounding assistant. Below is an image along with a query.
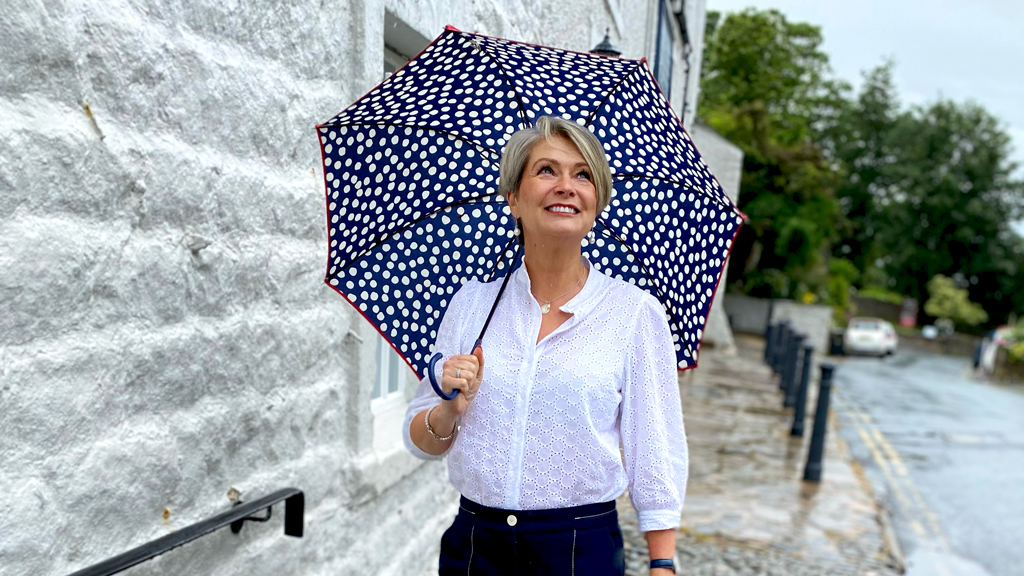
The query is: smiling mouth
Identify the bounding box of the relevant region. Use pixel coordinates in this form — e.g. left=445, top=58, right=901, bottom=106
left=546, top=205, right=579, bottom=214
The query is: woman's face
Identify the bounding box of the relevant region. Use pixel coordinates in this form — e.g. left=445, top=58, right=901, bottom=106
left=507, top=135, right=598, bottom=245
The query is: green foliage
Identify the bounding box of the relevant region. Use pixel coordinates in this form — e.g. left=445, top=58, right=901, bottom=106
left=878, top=100, right=1024, bottom=325
left=1003, top=324, right=1024, bottom=363
left=700, top=9, right=844, bottom=146
left=701, top=9, right=845, bottom=299
left=857, top=286, right=904, bottom=305
left=923, top=274, right=989, bottom=327
left=702, top=8, right=1024, bottom=327
left=828, top=258, right=859, bottom=283
left=826, top=258, right=858, bottom=324
left=825, top=62, right=900, bottom=274
left=1009, top=342, right=1024, bottom=364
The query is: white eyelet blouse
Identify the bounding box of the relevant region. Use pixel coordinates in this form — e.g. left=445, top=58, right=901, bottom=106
left=402, top=258, right=688, bottom=532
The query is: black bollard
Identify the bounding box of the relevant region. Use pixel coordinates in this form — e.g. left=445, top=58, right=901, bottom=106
left=782, top=333, right=804, bottom=404
left=764, top=323, right=775, bottom=365
left=790, top=344, right=814, bottom=436
left=772, top=322, right=790, bottom=375
left=804, top=363, right=835, bottom=482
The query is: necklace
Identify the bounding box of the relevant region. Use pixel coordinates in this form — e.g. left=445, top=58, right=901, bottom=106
left=532, top=267, right=587, bottom=314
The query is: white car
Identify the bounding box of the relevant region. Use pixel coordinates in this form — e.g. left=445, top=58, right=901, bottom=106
left=844, top=318, right=898, bottom=356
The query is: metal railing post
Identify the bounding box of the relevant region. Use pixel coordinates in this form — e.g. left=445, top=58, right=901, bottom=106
left=764, top=323, right=775, bottom=364
left=804, top=363, right=835, bottom=482
left=790, top=344, right=814, bottom=436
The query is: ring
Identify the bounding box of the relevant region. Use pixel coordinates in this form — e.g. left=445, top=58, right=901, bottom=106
left=456, top=368, right=461, bottom=379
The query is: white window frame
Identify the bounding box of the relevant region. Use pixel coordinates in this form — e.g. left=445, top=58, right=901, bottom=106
left=370, top=335, right=405, bottom=411
left=382, top=45, right=409, bottom=82
left=653, top=0, right=675, bottom=99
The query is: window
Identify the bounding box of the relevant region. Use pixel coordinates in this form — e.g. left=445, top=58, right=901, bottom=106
left=653, top=0, right=674, bottom=98
left=383, top=45, right=409, bottom=82
left=360, top=11, right=431, bottom=462
left=371, top=335, right=403, bottom=404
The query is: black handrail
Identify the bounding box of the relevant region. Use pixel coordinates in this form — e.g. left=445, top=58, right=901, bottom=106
left=67, top=488, right=304, bottom=576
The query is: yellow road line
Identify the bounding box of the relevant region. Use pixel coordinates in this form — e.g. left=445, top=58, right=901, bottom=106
left=858, top=410, right=951, bottom=550
left=835, top=393, right=950, bottom=551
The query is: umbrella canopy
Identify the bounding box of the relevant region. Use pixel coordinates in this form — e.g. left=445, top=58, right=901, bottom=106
left=317, top=26, right=744, bottom=377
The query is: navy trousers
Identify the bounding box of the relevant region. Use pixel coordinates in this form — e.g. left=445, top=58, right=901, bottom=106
left=439, top=496, right=625, bottom=576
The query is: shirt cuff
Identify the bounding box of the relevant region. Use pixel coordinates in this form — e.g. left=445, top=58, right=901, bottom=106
left=637, top=508, right=681, bottom=533
left=402, top=407, right=448, bottom=461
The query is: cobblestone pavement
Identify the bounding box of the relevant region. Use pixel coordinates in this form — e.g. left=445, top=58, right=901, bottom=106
left=616, top=334, right=902, bottom=575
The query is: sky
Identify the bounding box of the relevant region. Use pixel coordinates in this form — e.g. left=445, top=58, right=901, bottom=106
left=705, top=0, right=1024, bottom=235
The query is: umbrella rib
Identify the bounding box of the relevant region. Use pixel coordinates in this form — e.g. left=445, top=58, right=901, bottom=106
left=594, top=217, right=696, bottom=361
left=584, top=61, right=644, bottom=127
left=612, top=173, right=736, bottom=212
left=334, top=194, right=508, bottom=271
left=317, top=121, right=502, bottom=160
left=454, top=33, right=532, bottom=128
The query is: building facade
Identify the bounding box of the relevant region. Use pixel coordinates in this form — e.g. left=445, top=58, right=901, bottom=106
left=0, top=1, right=708, bottom=574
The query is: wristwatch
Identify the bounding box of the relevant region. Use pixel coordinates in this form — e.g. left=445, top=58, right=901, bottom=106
left=650, top=558, right=676, bottom=573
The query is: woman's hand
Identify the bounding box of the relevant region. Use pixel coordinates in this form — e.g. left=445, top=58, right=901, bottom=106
left=439, top=346, right=484, bottom=416
left=409, top=346, right=484, bottom=455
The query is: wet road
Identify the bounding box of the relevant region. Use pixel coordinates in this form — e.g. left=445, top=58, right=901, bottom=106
left=832, top=347, right=1024, bottom=576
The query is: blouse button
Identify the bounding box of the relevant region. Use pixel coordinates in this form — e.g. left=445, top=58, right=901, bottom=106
left=506, top=514, right=517, bottom=527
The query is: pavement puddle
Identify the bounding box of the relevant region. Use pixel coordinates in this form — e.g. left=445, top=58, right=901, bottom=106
left=905, top=549, right=994, bottom=576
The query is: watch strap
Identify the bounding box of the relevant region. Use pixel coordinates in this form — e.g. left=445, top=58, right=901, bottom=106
left=650, top=558, right=676, bottom=572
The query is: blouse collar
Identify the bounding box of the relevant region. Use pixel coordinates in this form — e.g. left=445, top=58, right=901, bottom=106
left=512, top=255, right=609, bottom=317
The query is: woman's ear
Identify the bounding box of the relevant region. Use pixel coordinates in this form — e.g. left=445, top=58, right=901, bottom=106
left=506, top=190, right=519, bottom=218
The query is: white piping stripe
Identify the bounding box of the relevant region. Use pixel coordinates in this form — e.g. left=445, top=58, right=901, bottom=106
left=571, top=529, right=577, bottom=576
left=574, top=509, right=615, bottom=520
left=467, top=525, right=475, bottom=575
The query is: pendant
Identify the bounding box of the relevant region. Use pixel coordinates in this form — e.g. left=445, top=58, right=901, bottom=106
left=540, top=302, right=551, bottom=314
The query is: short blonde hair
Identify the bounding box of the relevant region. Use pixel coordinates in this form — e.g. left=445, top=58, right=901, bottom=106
left=498, top=116, right=612, bottom=213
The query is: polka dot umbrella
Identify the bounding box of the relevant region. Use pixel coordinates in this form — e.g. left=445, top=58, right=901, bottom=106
left=317, top=26, right=745, bottom=384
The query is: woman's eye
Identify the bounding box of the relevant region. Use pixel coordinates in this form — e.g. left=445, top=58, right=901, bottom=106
left=577, top=170, right=592, bottom=180
left=538, top=166, right=554, bottom=175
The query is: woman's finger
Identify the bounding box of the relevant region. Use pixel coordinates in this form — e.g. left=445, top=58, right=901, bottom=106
left=451, top=353, right=479, bottom=370
left=442, top=376, right=468, bottom=395
left=472, top=346, right=484, bottom=383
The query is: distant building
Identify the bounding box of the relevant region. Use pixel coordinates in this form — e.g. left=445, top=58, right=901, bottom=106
left=0, top=1, right=711, bottom=574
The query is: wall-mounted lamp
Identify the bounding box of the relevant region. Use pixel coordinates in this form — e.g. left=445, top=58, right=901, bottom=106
left=590, top=28, right=621, bottom=57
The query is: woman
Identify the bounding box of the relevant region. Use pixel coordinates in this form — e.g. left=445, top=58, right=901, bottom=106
left=404, top=116, right=687, bottom=575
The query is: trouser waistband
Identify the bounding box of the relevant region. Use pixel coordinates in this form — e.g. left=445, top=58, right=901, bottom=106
left=458, top=496, right=617, bottom=531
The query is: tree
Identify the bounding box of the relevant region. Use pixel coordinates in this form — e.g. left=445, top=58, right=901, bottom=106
left=701, top=9, right=1024, bottom=326
left=825, top=62, right=902, bottom=275
left=877, top=100, right=1024, bottom=324
left=700, top=9, right=846, bottom=299
left=700, top=9, right=844, bottom=146
left=924, top=274, right=988, bottom=327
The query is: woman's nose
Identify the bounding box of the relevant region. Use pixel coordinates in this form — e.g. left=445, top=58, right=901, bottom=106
left=554, top=176, right=576, bottom=196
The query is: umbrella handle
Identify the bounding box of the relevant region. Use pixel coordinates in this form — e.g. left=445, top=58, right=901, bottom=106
left=428, top=352, right=460, bottom=400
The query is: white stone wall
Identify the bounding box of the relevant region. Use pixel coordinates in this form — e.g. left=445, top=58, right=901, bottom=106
left=690, top=122, right=744, bottom=200
left=1, top=1, right=705, bottom=575
left=724, top=295, right=833, bottom=354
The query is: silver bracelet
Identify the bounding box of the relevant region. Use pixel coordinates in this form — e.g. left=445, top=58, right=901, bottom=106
left=425, top=404, right=457, bottom=442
